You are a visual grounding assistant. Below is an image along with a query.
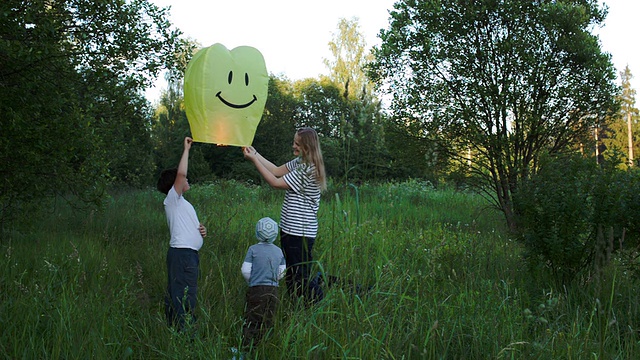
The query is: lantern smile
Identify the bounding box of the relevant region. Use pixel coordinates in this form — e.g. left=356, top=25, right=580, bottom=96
left=216, top=91, right=257, bottom=109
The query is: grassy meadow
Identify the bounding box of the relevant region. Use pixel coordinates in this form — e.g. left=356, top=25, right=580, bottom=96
left=1, top=179, right=638, bottom=359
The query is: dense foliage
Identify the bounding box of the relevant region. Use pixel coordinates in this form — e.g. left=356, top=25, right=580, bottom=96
left=514, top=153, right=640, bottom=285
left=0, top=0, right=189, bottom=227
left=369, top=0, right=619, bottom=230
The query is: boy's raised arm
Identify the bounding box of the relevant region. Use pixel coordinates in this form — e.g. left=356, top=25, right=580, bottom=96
left=174, top=137, right=192, bottom=196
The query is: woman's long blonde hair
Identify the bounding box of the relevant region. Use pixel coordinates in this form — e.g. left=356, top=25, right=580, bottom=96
left=297, top=127, right=327, bottom=191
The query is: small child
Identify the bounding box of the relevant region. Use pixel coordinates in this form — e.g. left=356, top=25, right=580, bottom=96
left=241, top=217, right=286, bottom=349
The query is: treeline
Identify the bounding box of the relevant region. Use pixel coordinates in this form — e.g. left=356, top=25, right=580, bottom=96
left=149, top=75, right=435, bottom=187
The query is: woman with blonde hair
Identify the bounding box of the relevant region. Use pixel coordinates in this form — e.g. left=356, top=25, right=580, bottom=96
left=243, top=127, right=326, bottom=304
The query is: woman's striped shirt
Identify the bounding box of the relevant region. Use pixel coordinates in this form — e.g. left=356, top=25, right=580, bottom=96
left=280, top=157, right=321, bottom=238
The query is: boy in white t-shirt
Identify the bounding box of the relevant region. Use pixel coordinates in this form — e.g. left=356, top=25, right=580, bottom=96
left=156, top=137, right=207, bottom=332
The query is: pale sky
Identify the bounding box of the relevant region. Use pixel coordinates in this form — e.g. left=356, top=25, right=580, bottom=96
left=146, top=0, right=639, bottom=105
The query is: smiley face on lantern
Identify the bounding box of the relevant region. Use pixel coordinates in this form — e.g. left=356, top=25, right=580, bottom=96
left=184, top=43, right=268, bottom=146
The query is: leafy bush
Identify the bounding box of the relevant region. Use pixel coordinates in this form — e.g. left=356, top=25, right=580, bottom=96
left=514, top=153, right=640, bottom=285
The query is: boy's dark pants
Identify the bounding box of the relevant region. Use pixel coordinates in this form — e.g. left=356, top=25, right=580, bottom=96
left=243, top=285, right=279, bottom=348
left=165, top=247, right=199, bottom=330
left=280, top=231, right=324, bottom=303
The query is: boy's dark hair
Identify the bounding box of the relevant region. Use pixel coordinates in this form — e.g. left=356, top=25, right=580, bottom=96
left=157, top=168, right=178, bottom=194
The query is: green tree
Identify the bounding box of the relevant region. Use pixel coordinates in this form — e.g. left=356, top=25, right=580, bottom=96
left=320, top=18, right=391, bottom=182
left=324, top=17, right=375, bottom=99
left=290, top=77, right=359, bottom=181
left=253, top=76, right=299, bottom=166
left=0, top=0, right=186, bottom=227
left=383, top=121, right=449, bottom=183
left=602, top=65, right=640, bottom=168
left=347, top=95, right=391, bottom=181
left=370, top=0, right=618, bottom=230
left=152, top=77, right=194, bottom=175
left=293, top=77, right=349, bottom=138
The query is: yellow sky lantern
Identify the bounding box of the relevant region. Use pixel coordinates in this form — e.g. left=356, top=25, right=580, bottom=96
left=184, top=43, right=268, bottom=146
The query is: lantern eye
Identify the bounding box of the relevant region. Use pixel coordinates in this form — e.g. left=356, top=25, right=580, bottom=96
left=228, top=71, right=233, bottom=84
left=245, top=73, right=249, bottom=86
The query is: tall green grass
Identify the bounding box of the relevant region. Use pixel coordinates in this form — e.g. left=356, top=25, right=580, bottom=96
left=1, top=180, right=638, bottom=359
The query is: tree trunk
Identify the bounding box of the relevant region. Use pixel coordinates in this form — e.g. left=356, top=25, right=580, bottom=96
left=628, top=112, right=634, bottom=167
left=595, top=127, right=600, bottom=165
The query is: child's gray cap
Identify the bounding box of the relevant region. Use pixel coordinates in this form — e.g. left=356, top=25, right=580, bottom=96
left=255, top=217, right=278, bottom=243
